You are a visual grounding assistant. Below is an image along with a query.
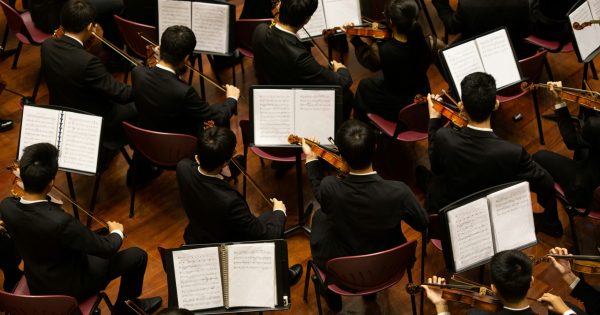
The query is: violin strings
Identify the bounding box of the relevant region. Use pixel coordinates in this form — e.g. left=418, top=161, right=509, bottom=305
left=91, top=32, right=141, bottom=67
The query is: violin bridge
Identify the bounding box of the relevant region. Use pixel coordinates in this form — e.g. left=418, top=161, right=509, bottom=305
left=479, top=287, right=486, bottom=296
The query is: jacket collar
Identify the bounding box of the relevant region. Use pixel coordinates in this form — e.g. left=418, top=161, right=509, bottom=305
left=460, top=126, right=498, bottom=138
left=59, top=35, right=84, bottom=48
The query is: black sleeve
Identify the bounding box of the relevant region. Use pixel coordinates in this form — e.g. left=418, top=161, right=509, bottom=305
left=84, top=56, right=133, bottom=104
left=571, top=279, right=600, bottom=315
left=350, top=36, right=381, bottom=71
left=295, top=51, right=353, bottom=91
left=428, top=118, right=446, bottom=174
left=59, top=216, right=122, bottom=259
left=431, top=0, right=464, bottom=34
left=306, top=161, right=326, bottom=204
left=399, top=183, right=429, bottom=232
left=556, top=106, right=589, bottom=150
left=184, top=87, right=237, bottom=126
left=228, top=197, right=286, bottom=240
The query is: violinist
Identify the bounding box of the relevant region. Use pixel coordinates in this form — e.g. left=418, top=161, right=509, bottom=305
left=532, top=82, right=600, bottom=210
left=0, top=143, right=162, bottom=315
left=252, top=0, right=354, bottom=120
left=423, top=250, right=578, bottom=315
left=348, top=0, right=431, bottom=122
left=302, top=120, right=428, bottom=312
left=422, top=72, right=562, bottom=237
left=41, top=0, right=136, bottom=154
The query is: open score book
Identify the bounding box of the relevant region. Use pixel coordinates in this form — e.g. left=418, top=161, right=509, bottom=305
left=442, top=182, right=537, bottom=273
left=569, top=0, right=600, bottom=62
left=298, top=0, right=362, bottom=39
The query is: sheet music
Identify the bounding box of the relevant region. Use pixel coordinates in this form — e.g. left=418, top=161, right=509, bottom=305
left=18, top=106, right=61, bottom=159
left=158, top=0, right=191, bottom=40
left=475, top=29, right=521, bottom=90
left=569, top=1, right=600, bottom=61
left=191, top=2, right=230, bottom=54
left=447, top=198, right=495, bottom=272
left=322, top=0, right=362, bottom=31
left=293, top=89, right=336, bottom=144
left=487, top=182, right=537, bottom=252
left=58, top=112, right=102, bottom=174
left=172, top=247, right=224, bottom=310
left=442, top=40, right=485, bottom=97
left=298, top=0, right=326, bottom=39
left=588, top=0, right=600, bottom=19
left=253, top=89, right=295, bottom=145
left=227, top=243, right=276, bottom=308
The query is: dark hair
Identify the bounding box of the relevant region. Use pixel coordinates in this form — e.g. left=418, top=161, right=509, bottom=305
left=60, top=0, right=96, bottom=33
left=156, top=308, right=194, bottom=315
left=19, top=143, right=59, bottom=194
left=279, top=0, right=319, bottom=28
left=385, top=0, right=418, bottom=34
left=491, top=250, right=532, bottom=303
left=160, top=25, right=197, bottom=66
left=460, top=72, right=497, bottom=122
left=197, top=127, right=236, bottom=172
left=335, top=120, right=376, bottom=170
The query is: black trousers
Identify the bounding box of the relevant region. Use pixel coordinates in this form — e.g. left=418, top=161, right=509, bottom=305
left=103, top=101, right=138, bottom=150
left=84, top=247, right=147, bottom=304
left=0, top=234, right=22, bottom=292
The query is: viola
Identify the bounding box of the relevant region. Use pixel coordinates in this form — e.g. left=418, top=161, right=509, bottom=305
left=532, top=254, right=600, bottom=275
left=288, top=135, right=349, bottom=173
left=414, top=94, right=468, bottom=128
left=573, top=20, right=600, bottom=30
left=521, top=82, right=600, bottom=112
left=406, top=283, right=502, bottom=312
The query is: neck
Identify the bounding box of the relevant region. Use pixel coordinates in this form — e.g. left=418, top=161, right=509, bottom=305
left=22, top=191, right=47, bottom=201
left=157, top=60, right=178, bottom=72
left=200, top=167, right=222, bottom=176
left=276, top=22, right=299, bottom=34
left=349, top=164, right=374, bottom=174
left=468, top=117, right=492, bottom=129
left=64, top=31, right=88, bottom=43
left=502, top=298, right=529, bottom=310
left=392, top=31, right=407, bottom=43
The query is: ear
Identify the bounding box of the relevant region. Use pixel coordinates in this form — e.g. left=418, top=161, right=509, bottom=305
left=493, top=99, right=500, bottom=111
left=86, top=22, right=94, bottom=32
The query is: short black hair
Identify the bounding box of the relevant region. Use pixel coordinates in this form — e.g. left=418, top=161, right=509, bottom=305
left=385, top=0, right=418, bottom=34
left=197, top=127, right=236, bottom=172
left=156, top=308, right=194, bottom=315
left=279, top=0, right=319, bottom=28
left=60, top=0, right=96, bottom=33
left=19, top=143, right=59, bottom=194
left=460, top=72, right=497, bottom=122
left=335, top=120, right=376, bottom=170
left=160, top=25, right=197, bottom=66
left=491, top=250, right=532, bottom=303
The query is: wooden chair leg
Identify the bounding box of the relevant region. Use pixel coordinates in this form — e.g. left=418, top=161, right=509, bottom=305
left=11, top=41, right=22, bottom=69
left=312, top=275, right=324, bottom=315
left=129, top=154, right=137, bottom=218
left=531, top=89, right=545, bottom=145
left=303, top=260, right=312, bottom=302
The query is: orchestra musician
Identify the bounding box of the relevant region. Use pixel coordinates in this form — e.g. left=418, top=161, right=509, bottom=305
left=41, top=0, right=136, bottom=155
left=421, top=72, right=563, bottom=237
left=347, top=0, right=431, bottom=122
left=131, top=25, right=239, bottom=135
left=302, top=120, right=429, bottom=311
left=252, top=0, right=354, bottom=120
left=532, top=82, right=600, bottom=210
left=0, top=143, right=162, bottom=315
left=423, top=250, right=578, bottom=315
left=529, top=0, right=579, bottom=44
left=175, top=127, right=303, bottom=285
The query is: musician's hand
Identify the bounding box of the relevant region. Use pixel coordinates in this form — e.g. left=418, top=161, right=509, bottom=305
left=301, top=137, right=319, bottom=162
left=538, top=293, right=571, bottom=314
left=427, top=93, right=443, bottom=119
left=549, top=247, right=577, bottom=286
left=547, top=81, right=563, bottom=102
left=332, top=60, right=346, bottom=72
left=107, top=221, right=124, bottom=234
left=341, top=22, right=355, bottom=33
left=226, top=84, right=240, bottom=100
left=423, top=276, right=448, bottom=313
left=271, top=198, right=286, bottom=215
left=152, top=45, right=160, bottom=61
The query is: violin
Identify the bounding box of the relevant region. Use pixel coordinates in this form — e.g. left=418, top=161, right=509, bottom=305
left=287, top=135, right=349, bottom=173
left=345, top=23, right=391, bottom=39
left=573, top=20, right=600, bottom=30
left=414, top=94, right=468, bottom=128
left=406, top=282, right=502, bottom=312
left=521, top=82, right=600, bottom=112
left=532, top=254, right=600, bottom=274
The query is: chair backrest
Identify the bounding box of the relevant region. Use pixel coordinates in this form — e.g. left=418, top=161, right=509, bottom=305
left=397, top=101, right=429, bottom=134
left=114, top=15, right=157, bottom=59
left=235, top=19, right=271, bottom=53
left=326, top=240, right=417, bottom=292
left=428, top=214, right=442, bottom=240
left=0, top=0, right=32, bottom=44
left=122, top=122, right=197, bottom=167
left=0, top=289, right=82, bottom=315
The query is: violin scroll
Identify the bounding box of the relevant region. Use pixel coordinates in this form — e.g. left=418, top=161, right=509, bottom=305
left=406, top=283, right=423, bottom=295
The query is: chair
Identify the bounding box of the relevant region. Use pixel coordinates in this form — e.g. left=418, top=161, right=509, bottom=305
left=113, top=15, right=157, bottom=83
left=554, top=183, right=600, bottom=254
left=496, top=49, right=548, bottom=144
left=303, top=240, right=418, bottom=315
left=239, top=119, right=309, bottom=235
left=122, top=122, right=198, bottom=217
left=523, top=36, right=584, bottom=83
left=0, top=276, right=113, bottom=315
left=0, top=0, right=51, bottom=100
left=235, top=18, right=271, bottom=59
left=419, top=214, right=442, bottom=315
left=367, top=101, right=429, bottom=142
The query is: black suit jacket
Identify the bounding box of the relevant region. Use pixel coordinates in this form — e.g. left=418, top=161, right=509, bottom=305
left=427, top=119, right=555, bottom=213
left=307, top=161, right=429, bottom=266
left=41, top=36, right=133, bottom=117
left=176, top=159, right=286, bottom=244
left=131, top=66, right=237, bottom=135
left=571, top=279, right=600, bottom=314
left=252, top=24, right=352, bottom=90
left=468, top=307, right=538, bottom=315
left=0, top=198, right=122, bottom=299
left=530, top=0, right=578, bottom=42
left=28, top=0, right=67, bottom=33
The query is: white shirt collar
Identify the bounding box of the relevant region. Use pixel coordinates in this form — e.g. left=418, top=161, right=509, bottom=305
left=466, top=125, right=493, bottom=132
left=20, top=198, right=48, bottom=204
left=198, top=166, right=224, bottom=180
left=503, top=305, right=530, bottom=311
left=349, top=171, right=377, bottom=176
left=155, top=63, right=177, bottom=75
left=275, top=24, right=298, bottom=37
left=64, top=34, right=84, bottom=47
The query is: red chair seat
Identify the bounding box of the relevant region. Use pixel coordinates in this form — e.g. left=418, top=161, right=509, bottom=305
left=20, top=11, right=51, bottom=44
left=431, top=239, right=443, bottom=251
left=524, top=36, right=573, bottom=53
left=250, top=146, right=305, bottom=162
left=496, top=90, right=528, bottom=103
left=367, top=107, right=428, bottom=142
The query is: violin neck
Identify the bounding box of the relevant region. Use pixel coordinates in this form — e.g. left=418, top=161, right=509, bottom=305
left=549, top=254, right=600, bottom=262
